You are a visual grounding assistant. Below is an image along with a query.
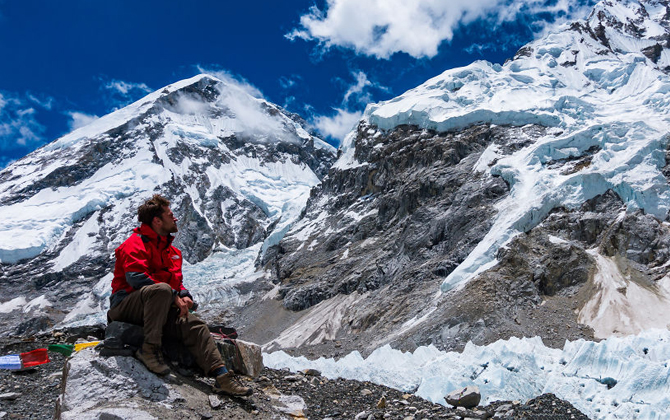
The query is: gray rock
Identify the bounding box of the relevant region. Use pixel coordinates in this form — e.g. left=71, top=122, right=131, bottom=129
left=56, top=348, right=181, bottom=419
left=302, top=368, right=321, bottom=376
left=208, top=395, right=221, bottom=409
left=445, top=386, right=481, bottom=409
left=214, top=338, right=264, bottom=378
left=0, top=393, right=19, bottom=401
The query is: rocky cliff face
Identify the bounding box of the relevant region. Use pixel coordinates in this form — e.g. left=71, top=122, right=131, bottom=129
left=0, top=74, right=335, bottom=335
left=241, top=0, right=670, bottom=356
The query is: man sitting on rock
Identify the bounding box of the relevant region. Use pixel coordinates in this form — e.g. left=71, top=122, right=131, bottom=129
left=107, top=194, right=252, bottom=396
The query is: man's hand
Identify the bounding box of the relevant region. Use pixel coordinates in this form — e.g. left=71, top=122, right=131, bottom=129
left=174, top=295, right=193, bottom=317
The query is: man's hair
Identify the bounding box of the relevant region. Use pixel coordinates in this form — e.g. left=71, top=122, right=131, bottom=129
left=138, top=194, right=171, bottom=225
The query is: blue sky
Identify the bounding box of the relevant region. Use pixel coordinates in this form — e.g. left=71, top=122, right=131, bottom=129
left=0, top=0, right=595, bottom=168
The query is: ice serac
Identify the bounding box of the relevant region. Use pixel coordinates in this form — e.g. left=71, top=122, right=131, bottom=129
left=265, top=329, right=670, bottom=420
left=0, top=74, right=335, bottom=333
left=254, top=0, right=670, bottom=357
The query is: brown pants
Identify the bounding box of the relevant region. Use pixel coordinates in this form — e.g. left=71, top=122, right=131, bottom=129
left=107, top=283, right=224, bottom=375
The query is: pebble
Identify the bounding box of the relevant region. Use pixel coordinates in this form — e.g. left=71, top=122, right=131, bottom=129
left=251, top=410, right=259, bottom=415
left=208, top=395, right=221, bottom=409
left=0, top=412, right=5, bottom=419
left=361, top=388, right=373, bottom=396
left=0, top=393, right=20, bottom=401
left=199, top=411, right=213, bottom=419
left=285, top=375, right=302, bottom=382
left=355, top=411, right=369, bottom=419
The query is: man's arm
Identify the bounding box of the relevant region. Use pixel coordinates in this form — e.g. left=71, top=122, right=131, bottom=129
left=121, top=242, right=159, bottom=290
left=171, top=247, right=193, bottom=310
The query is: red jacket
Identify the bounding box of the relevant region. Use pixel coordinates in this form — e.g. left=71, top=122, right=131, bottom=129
left=110, top=224, right=188, bottom=308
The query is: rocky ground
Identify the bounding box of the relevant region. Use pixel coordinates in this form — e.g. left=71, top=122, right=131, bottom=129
left=0, top=330, right=590, bottom=420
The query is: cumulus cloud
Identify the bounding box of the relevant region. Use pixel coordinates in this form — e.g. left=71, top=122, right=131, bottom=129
left=0, top=92, right=46, bottom=154
left=313, top=108, right=363, bottom=142
left=67, top=111, right=99, bottom=131
left=289, top=0, right=595, bottom=59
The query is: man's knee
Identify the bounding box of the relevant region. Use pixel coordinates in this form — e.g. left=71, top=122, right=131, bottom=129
left=141, top=282, right=173, bottom=301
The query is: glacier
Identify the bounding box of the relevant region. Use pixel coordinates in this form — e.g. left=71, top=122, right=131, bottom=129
left=265, top=329, right=670, bottom=420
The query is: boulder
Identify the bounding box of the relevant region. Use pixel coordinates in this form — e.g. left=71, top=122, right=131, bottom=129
left=445, top=385, right=481, bottom=409
left=55, top=346, right=276, bottom=419
left=55, top=347, right=183, bottom=419
left=215, top=338, right=263, bottom=378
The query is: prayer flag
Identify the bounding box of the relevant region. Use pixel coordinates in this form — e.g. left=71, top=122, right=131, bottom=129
left=21, top=348, right=49, bottom=367
left=74, top=341, right=101, bottom=352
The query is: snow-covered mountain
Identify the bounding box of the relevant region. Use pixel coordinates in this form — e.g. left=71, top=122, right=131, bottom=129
left=3, top=0, right=670, bottom=418
left=0, top=74, right=335, bottom=333
left=245, top=0, right=670, bottom=359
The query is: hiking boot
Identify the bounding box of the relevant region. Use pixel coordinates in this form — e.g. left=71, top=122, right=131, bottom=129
left=135, top=343, right=170, bottom=376
left=213, top=372, right=253, bottom=396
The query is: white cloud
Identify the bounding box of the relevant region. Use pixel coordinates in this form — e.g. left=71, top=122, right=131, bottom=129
left=104, top=80, right=152, bottom=96
left=309, top=70, right=382, bottom=144
left=27, top=93, right=54, bottom=110
left=0, top=92, right=46, bottom=152
left=279, top=75, right=301, bottom=90
left=196, top=66, right=264, bottom=99
left=313, top=108, right=362, bottom=142
left=101, top=78, right=153, bottom=109
left=289, top=0, right=595, bottom=59
left=342, top=71, right=373, bottom=105
left=67, top=111, right=99, bottom=131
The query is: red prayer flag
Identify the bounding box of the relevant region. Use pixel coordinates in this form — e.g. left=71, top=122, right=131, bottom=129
left=20, top=348, right=49, bottom=367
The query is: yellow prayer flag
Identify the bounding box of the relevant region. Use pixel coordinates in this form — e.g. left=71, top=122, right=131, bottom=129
left=74, top=341, right=101, bottom=352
